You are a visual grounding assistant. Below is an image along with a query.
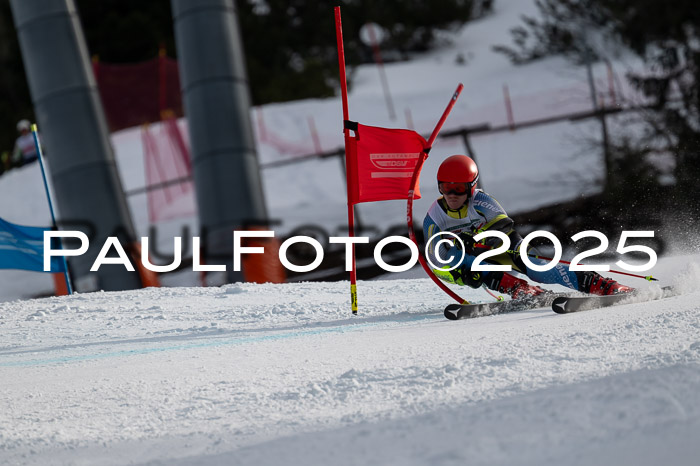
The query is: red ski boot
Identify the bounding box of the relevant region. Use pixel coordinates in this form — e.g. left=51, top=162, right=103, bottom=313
left=575, top=271, right=634, bottom=295
left=487, top=272, right=545, bottom=300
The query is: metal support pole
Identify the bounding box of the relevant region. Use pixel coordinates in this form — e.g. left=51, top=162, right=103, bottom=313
left=171, top=0, right=269, bottom=282
left=10, top=0, right=142, bottom=292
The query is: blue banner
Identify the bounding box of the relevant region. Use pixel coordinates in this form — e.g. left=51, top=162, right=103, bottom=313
left=0, top=217, right=66, bottom=273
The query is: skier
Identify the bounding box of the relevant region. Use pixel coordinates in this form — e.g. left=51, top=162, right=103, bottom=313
left=12, top=119, right=39, bottom=166
left=423, top=154, right=633, bottom=298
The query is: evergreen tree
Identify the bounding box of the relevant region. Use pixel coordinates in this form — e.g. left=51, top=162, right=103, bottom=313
left=237, top=0, right=480, bottom=104
left=0, top=2, right=33, bottom=161
left=495, top=0, right=700, bottom=204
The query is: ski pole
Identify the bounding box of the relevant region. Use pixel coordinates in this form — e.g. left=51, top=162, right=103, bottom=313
left=482, top=284, right=504, bottom=301
left=32, top=124, right=74, bottom=294
left=521, top=252, right=656, bottom=281
left=472, top=243, right=657, bottom=281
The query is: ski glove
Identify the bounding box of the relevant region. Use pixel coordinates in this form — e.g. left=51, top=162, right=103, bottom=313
left=449, top=264, right=485, bottom=289
left=455, top=230, right=506, bottom=257
left=455, top=232, right=478, bottom=255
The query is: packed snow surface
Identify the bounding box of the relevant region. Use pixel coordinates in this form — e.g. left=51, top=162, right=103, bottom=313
left=1, top=254, right=700, bottom=465
left=2, top=1, right=699, bottom=464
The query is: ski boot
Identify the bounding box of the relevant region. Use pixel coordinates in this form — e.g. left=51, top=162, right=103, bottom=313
left=486, top=272, right=545, bottom=300
left=575, top=271, right=634, bottom=295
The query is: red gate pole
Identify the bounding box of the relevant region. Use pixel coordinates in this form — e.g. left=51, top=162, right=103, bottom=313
left=335, top=7, right=359, bottom=314
left=407, top=84, right=470, bottom=304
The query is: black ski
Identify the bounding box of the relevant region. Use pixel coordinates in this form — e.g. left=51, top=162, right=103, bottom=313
left=444, top=292, right=572, bottom=320
left=551, top=286, right=674, bottom=314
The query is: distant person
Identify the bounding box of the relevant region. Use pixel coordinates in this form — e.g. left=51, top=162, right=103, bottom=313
left=423, top=154, right=633, bottom=298
left=12, top=119, right=39, bottom=166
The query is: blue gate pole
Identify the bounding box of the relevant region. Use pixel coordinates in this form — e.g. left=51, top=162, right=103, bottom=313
left=31, top=123, right=73, bottom=295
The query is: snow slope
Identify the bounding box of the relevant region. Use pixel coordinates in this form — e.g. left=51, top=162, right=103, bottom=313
left=1, top=254, right=699, bottom=465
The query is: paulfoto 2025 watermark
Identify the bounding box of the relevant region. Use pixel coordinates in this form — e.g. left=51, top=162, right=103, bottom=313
left=43, top=229, right=658, bottom=274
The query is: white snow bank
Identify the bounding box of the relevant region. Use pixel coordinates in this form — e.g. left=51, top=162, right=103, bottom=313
left=1, top=254, right=699, bottom=465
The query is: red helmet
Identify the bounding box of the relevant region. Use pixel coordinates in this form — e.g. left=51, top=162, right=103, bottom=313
left=437, top=155, right=479, bottom=197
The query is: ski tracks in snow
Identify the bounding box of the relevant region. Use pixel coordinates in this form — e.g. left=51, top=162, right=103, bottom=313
left=0, top=275, right=699, bottom=465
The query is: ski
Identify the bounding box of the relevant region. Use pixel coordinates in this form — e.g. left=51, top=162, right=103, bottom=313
left=551, top=286, right=674, bottom=314
left=444, top=292, right=572, bottom=320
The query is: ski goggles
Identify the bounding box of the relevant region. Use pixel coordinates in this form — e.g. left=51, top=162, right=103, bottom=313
left=439, top=178, right=477, bottom=196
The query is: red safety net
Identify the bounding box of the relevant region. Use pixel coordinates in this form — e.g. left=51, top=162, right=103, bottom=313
left=141, top=117, right=196, bottom=223
left=93, top=53, right=183, bottom=132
